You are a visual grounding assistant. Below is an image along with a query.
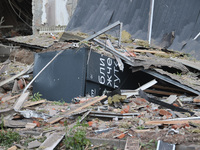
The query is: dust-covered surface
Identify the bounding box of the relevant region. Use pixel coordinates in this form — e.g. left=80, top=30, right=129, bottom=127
left=152, top=68, right=200, bottom=93
left=7, top=33, right=62, bottom=48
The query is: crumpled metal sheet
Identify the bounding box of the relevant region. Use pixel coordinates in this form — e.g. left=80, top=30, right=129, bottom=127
left=19, top=110, right=50, bottom=121
left=64, top=0, right=200, bottom=60
left=143, top=69, right=200, bottom=95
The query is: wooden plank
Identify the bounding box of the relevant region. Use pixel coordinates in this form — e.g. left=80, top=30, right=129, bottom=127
left=48, top=95, right=107, bottom=124
left=1, top=94, right=20, bottom=102
left=23, top=99, right=46, bottom=108
left=39, top=132, right=65, bottom=150
left=194, top=96, right=200, bottom=103
left=0, top=65, right=7, bottom=75
left=121, top=79, right=157, bottom=97
left=4, top=119, right=27, bottom=128
left=144, top=89, right=182, bottom=96
left=13, top=92, right=30, bottom=111
left=0, top=108, right=15, bottom=117
left=79, top=109, right=92, bottom=123
left=68, top=109, right=92, bottom=129
left=134, top=129, right=152, bottom=133
left=68, top=96, right=106, bottom=114
left=152, top=85, right=189, bottom=93
left=145, top=120, right=200, bottom=125
left=127, top=48, right=166, bottom=54
left=12, top=80, right=19, bottom=93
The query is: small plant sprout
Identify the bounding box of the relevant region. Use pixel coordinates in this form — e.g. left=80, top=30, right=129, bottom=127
left=30, top=92, right=42, bottom=101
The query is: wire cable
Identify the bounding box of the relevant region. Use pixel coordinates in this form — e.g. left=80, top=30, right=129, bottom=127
left=8, top=0, right=32, bottom=28
left=10, top=0, right=32, bottom=21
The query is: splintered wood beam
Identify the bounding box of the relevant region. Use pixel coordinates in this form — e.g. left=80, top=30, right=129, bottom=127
left=128, top=49, right=166, bottom=54
left=23, top=99, right=46, bottom=108
left=145, top=120, right=200, bottom=125
left=152, top=85, right=191, bottom=93
left=39, top=132, right=65, bottom=150
left=144, top=89, right=182, bottom=96
left=13, top=92, right=30, bottom=111
left=48, top=95, right=107, bottom=124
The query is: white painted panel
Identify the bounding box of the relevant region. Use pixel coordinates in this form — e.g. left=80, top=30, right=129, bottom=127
left=55, top=0, right=69, bottom=26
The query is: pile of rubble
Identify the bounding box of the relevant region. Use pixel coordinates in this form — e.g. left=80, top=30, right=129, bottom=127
left=0, top=22, right=200, bottom=150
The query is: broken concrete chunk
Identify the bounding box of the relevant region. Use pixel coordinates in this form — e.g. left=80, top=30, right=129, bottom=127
left=25, top=122, right=37, bottom=129
left=28, top=140, right=41, bottom=149
left=165, top=95, right=177, bottom=104
left=4, top=119, right=27, bottom=128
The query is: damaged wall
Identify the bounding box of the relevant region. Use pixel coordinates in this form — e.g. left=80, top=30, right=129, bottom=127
left=32, top=0, right=78, bottom=34
left=65, top=0, right=200, bottom=60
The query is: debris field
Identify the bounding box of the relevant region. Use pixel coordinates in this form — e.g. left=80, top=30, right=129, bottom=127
left=0, top=21, right=200, bottom=150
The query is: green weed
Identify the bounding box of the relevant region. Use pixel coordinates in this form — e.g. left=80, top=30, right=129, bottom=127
left=0, top=129, right=20, bottom=148
left=51, top=100, right=65, bottom=106
left=136, top=125, right=145, bottom=130
left=174, top=72, right=182, bottom=77
left=1, top=116, right=3, bottom=130
left=0, top=116, right=21, bottom=148
left=140, top=139, right=157, bottom=150
left=64, top=119, right=91, bottom=150
left=30, top=92, right=42, bottom=101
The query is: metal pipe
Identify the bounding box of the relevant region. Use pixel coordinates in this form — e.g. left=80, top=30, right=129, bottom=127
left=82, top=21, right=121, bottom=42
left=148, top=0, right=155, bottom=45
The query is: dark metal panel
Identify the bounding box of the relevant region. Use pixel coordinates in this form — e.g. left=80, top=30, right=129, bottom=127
left=65, top=0, right=150, bottom=40
left=33, top=48, right=87, bottom=102
left=86, top=50, right=134, bottom=89
left=64, top=0, right=200, bottom=60
left=152, top=0, right=200, bottom=48
left=85, top=81, right=101, bottom=97
left=85, top=80, right=116, bottom=97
